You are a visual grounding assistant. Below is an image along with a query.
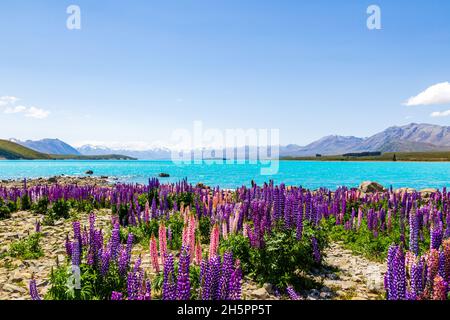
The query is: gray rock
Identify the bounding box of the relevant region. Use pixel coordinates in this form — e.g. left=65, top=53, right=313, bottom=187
left=366, top=274, right=384, bottom=293
left=3, top=284, right=27, bottom=294
left=251, top=288, right=270, bottom=299
left=359, top=181, right=386, bottom=193
left=85, top=170, right=94, bottom=175
left=263, top=283, right=273, bottom=294
left=48, top=177, right=58, bottom=183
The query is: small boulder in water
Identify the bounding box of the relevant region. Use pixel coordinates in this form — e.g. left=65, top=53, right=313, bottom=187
left=158, top=173, right=170, bottom=178
left=85, top=170, right=94, bottom=175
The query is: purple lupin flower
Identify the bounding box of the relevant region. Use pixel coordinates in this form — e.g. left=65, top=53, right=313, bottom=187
left=296, top=203, right=304, bottom=240
left=430, top=222, right=443, bottom=251
left=311, top=237, right=321, bottom=264
left=287, top=286, right=301, bottom=300
left=162, top=253, right=176, bottom=300
left=409, top=209, right=419, bottom=255
left=202, top=255, right=221, bottom=300
left=35, top=220, right=41, bottom=233
left=101, top=248, right=111, bottom=276
left=385, top=245, right=398, bottom=300
left=118, top=248, right=129, bottom=276
left=411, top=258, right=424, bottom=298
left=89, top=212, right=96, bottom=244
left=71, top=239, right=81, bottom=267
left=110, top=222, right=120, bottom=260
left=229, top=259, right=242, bottom=300
left=176, top=246, right=191, bottom=300
left=65, top=234, right=72, bottom=258
left=73, top=221, right=82, bottom=245
left=111, top=291, right=123, bottom=300
left=218, top=251, right=233, bottom=299
left=127, top=271, right=137, bottom=300
left=144, top=280, right=152, bottom=300
left=29, top=278, right=41, bottom=300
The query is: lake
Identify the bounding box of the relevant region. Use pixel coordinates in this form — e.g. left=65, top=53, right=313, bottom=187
left=0, top=160, right=449, bottom=190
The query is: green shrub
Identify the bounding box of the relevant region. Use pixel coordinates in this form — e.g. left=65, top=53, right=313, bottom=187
left=31, top=197, right=49, bottom=215
left=0, top=203, right=11, bottom=220
left=324, top=216, right=429, bottom=262
left=6, top=233, right=44, bottom=260
left=220, top=222, right=328, bottom=290
left=20, top=194, right=31, bottom=211
left=50, top=199, right=70, bottom=220
left=45, top=264, right=125, bottom=300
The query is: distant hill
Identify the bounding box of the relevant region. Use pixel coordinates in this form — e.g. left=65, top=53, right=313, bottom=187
left=12, top=138, right=81, bottom=155
left=0, top=139, right=51, bottom=160
left=0, top=139, right=136, bottom=160
left=77, top=145, right=172, bottom=160
left=279, top=123, right=450, bottom=157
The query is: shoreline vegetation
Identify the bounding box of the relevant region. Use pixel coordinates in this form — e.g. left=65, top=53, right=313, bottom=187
left=282, top=151, right=450, bottom=162
left=0, top=139, right=136, bottom=160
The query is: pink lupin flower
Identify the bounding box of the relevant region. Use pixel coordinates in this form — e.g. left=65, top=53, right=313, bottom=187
left=222, top=221, right=228, bottom=240
left=158, top=222, right=167, bottom=265
left=432, top=275, right=448, bottom=300
left=189, top=215, right=196, bottom=258
left=150, top=235, right=160, bottom=273
left=387, top=209, right=392, bottom=232
left=427, top=249, right=440, bottom=286
left=405, top=250, right=416, bottom=274
left=195, top=240, right=202, bottom=265
left=208, top=224, right=220, bottom=260
left=144, top=201, right=150, bottom=223
left=181, top=225, right=188, bottom=248
left=357, top=208, right=363, bottom=230
left=243, top=223, right=249, bottom=238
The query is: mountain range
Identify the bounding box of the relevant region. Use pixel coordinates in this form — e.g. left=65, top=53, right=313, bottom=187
left=11, top=138, right=81, bottom=156
left=10, top=123, right=450, bottom=159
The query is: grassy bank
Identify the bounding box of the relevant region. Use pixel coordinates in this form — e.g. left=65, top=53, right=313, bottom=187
left=282, top=151, right=450, bottom=162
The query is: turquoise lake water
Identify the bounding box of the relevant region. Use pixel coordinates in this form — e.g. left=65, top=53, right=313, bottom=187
left=0, top=160, right=449, bottom=190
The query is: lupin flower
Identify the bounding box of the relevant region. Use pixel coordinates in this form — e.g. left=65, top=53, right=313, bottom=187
left=65, top=234, right=72, bottom=258
left=111, top=291, right=123, bottom=300
left=311, top=237, right=321, bottom=264
left=195, top=241, right=202, bottom=265
left=101, top=248, right=111, bottom=276
left=208, top=224, right=220, bottom=260
left=159, top=222, right=167, bottom=265
left=150, top=235, right=160, bottom=273
left=229, top=259, right=242, bottom=300
left=409, top=209, right=419, bottom=255
left=176, top=246, right=191, bottom=300
left=110, top=222, right=121, bottom=260
left=427, top=249, right=440, bottom=287
left=71, top=239, right=81, bottom=267
left=162, top=253, right=176, bottom=300
left=432, top=275, right=448, bottom=300
left=430, top=222, right=443, bottom=251
left=287, top=286, right=301, bottom=300
left=29, top=278, right=41, bottom=300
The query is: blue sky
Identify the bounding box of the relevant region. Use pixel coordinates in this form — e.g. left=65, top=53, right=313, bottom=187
left=1, top=0, right=450, bottom=148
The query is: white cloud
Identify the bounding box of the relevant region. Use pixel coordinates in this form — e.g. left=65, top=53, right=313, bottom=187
left=430, top=109, right=450, bottom=118
left=25, top=106, right=50, bottom=119
left=4, top=105, right=27, bottom=114
left=404, top=82, right=450, bottom=106
left=0, top=96, right=50, bottom=119
left=0, top=96, right=20, bottom=106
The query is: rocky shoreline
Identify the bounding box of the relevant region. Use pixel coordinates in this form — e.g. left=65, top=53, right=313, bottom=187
left=0, top=176, right=113, bottom=189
